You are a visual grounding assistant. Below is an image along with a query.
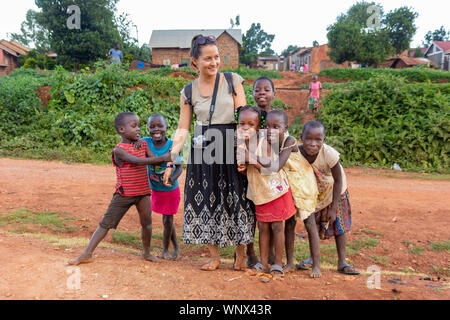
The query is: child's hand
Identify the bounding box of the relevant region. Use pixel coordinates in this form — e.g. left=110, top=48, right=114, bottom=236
left=237, top=163, right=247, bottom=173
left=327, top=205, right=337, bottom=225
left=133, top=140, right=142, bottom=150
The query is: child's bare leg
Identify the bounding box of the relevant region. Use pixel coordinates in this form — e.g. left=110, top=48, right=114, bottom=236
left=162, top=215, right=173, bottom=259
left=246, top=243, right=259, bottom=267
left=68, top=226, right=108, bottom=265
left=284, top=216, right=297, bottom=273
left=170, top=220, right=179, bottom=259
left=201, top=244, right=220, bottom=271
left=258, top=221, right=270, bottom=272
left=271, top=221, right=285, bottom=268
left=268, top=228, right=275, bottom=265
left=136, top=196, right=159, bottom=262
left=335, top=233, right=347, bottom=269
left=304, top=214, right=321, bottom=278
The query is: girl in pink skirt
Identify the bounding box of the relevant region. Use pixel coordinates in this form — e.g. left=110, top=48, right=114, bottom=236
left=142, top=114, right=183, bottom=260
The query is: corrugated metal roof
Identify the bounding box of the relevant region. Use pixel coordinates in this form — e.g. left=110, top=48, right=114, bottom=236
left=0, top=40, right=30, bottom=56
left=149, top=29, right=242, bottom=49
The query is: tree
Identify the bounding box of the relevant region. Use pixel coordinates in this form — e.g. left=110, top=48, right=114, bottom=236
left=327, top=2, right=418, bottom=66
left=34, top=0, right=122, bottom=69
left=240, top=23, right=275, bottom=65
left=383, top=7, right=418, bottom=54
left=8, top=9, right=50, bottom=53
left=312, top=40, right=319, bottom=47
left=281, top=45, right=299, bottom=56
left=413, top=47, right=424, bottom=58
left=423, top=26, right=450, bottom=47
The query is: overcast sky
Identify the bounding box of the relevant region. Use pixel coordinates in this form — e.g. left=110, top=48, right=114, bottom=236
left=1, top=0, right=448, bottom=54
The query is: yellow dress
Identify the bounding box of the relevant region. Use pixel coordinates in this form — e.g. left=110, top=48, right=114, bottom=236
left=281, top=138, right=318, bottom=220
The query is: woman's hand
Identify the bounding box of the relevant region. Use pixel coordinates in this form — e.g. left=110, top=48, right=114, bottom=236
left=163, top=165, right=174, bottom=186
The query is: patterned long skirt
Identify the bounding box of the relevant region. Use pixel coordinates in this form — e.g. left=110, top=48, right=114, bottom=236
left=182, top=124, right=256, bottom=248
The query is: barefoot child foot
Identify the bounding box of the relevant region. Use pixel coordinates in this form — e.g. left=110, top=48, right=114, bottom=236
left=68, top=253, right=94, bottom=266
left=143, top=251, right=160, bottom=262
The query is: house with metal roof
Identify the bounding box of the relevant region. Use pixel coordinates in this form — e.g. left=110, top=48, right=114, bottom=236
left=424, top=41, right=450, bottom=71
left=0, top=40, right=31, bottom=76
left=149, top=29, right=242, bottom=69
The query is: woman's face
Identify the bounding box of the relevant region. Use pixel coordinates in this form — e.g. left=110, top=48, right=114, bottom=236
left=193, top=44, right=220, bottom=77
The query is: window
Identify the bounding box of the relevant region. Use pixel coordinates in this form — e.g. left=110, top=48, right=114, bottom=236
left=223, top=55, right=229, bottom=65
left=180, top=58, right=190, bottom=65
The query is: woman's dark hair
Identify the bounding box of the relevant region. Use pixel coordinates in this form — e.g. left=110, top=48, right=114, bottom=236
left=190, top=34, right=218, bottom=69
left=253, top=76, right=275, bottom=92
left=235, top=105, right=267, bottom=129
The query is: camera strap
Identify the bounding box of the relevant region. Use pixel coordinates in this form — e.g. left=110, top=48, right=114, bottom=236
left=208, top=73, right=221, bottom=127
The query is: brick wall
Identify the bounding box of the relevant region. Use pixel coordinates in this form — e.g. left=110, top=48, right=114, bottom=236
left=151, top=48, right=190, bottom=66
left=0, top=50, right=18, bottom=76
left=151, top=32, right=240, bottom=70
left=216, top=32, right=240, bottom=69
left=311, top=44, right=349, bottom=73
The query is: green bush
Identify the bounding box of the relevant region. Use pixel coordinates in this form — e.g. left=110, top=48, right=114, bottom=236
left=223, top=66, right=283, bottom=79
left=317, top=74, right=450, bottom=172
left=319, top=67, right=450, bottom=83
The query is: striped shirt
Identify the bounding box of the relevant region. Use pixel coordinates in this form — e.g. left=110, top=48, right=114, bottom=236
left=113, top=141, right=151, bottom=196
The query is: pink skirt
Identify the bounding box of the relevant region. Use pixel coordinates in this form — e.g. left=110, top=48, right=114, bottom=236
left=151, top=187, right=180, bottom=215
left=255, top=188, right=297, bottom=222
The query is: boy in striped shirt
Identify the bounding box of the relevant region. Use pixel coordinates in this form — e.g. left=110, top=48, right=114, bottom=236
left=69, top=112, right=172, bottom=265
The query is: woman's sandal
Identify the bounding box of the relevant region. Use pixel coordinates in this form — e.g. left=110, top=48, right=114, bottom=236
left=200, top=259, right=220, bottom=271
left=295, top=259, right=313, bottom=270
left=270, top=264, right=284, bottom=278
left=338, top=264, right=361, bottom=275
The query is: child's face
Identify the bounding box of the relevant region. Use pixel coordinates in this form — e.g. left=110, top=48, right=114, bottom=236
left=120, top=115, right=141, bottom=142
left=253, top=80, right=275, bottom=109
left=148, top=116, right=167, bottom=142
left=312, top=76, right=318, bottom=82
left=237, top=110, right=260, bottom=140
left=301, top=127, right=325, bottom=156
left=266, top=114, right=287, bottom=145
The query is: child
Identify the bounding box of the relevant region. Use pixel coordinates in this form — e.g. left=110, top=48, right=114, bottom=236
left=68, top=112, right=171, bottom=265
left=141, top=114, right=183, bottom=260
left=236, top=106, right=297, bottom=277
left=243, top=76, right=275, bottom=269
left=296, top=121, right=360, bottom=275
left=308, top=75, right=322, bottom=112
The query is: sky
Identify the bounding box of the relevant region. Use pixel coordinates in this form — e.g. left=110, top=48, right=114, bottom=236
left=0, top=0, right=448, bottom=54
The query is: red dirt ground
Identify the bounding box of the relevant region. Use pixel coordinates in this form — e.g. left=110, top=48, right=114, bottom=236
left=0, top=158, right=449, bottom=300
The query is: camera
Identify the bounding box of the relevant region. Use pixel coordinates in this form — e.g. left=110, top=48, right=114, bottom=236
left=192, top=134, right=208, bottom=149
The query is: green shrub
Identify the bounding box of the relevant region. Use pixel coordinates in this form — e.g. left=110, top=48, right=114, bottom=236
left=319, top=68, right=450, bottom=83
left=317, top=74, right=450, bottom=173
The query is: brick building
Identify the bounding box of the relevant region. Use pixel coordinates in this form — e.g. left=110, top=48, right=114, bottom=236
left=149, top=29, right=242, bottom=69
left=294, top=44, right=349, bottom=73
left=0, top=40, right=31, bottom=76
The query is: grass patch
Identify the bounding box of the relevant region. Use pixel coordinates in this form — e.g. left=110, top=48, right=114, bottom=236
left=370, top=255, right=389, bottom=267
left=0, top=208, right=79, bottom=233
left=356, top=228, right=383, bottom=238
left=409, top=245, right=425, bottom=256
left=361, top=169, right=450, bottom=181
left=111, top=230, right=142, bottom=249
left=429, top=241, right=450, bottom=252
left=347, top=237, right=379, bottom=253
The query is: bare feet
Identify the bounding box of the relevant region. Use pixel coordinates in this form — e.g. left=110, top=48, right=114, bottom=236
left=283, top=263, right=296, bottom=273
left=162, top=250, right=172, bottom=260
left=233, top=252, right=247, bottom=271
left=142, top=252, right=160, bottom=262
left=171, top=248, right=180, bottom=260
left=200, top=259, right=220, bottom=271
left=310, top=265, right=322, bottom=278
left=68, top=253, right=94, bottom=266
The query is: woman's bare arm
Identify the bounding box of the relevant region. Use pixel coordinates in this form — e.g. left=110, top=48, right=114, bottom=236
left=170, top=95, right=193, bottom=157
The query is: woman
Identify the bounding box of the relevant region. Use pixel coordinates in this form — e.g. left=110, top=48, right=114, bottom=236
left=167, top=35, right=255, bottom=271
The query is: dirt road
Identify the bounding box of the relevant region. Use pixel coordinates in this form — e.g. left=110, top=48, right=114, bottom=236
left=0, top=158, right=449, bottom=300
